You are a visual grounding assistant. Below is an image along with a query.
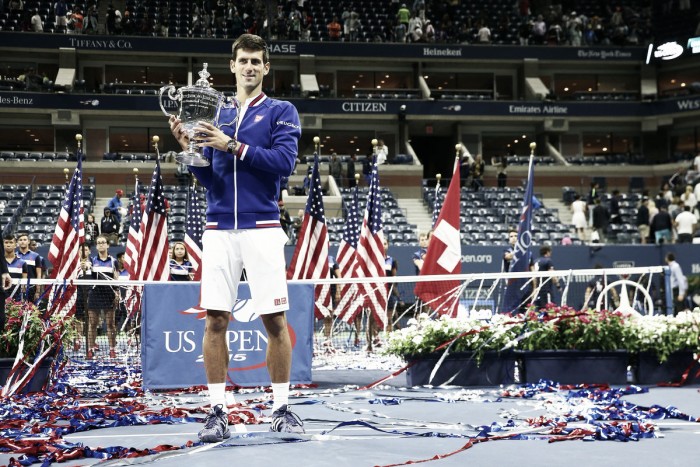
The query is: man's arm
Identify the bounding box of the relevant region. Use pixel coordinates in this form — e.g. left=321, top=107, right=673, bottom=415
left=0, top=256, right=10, bottom=290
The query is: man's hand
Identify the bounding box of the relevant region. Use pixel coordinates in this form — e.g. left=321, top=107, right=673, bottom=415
left=1, top=273, right=10, bottom=291
left=168, top=115, right=191, bottom=151
left=193, top=122, right=233, bottom=153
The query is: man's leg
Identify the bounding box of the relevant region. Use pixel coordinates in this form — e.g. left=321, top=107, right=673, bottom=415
left=203, top=310, right=231, bottom=387
left=260, top=311, right=291, bottom=385
left=197, top=309, right=233, bottom=443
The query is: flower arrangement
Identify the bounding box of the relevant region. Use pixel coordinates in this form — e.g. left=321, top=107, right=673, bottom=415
left=385, top=312, right=523, bottom=364
left=0, top=299, right=80, bottom=360
left=385, top=305, right=700, bottom=365
left=622, top=310, right=700, bottom=363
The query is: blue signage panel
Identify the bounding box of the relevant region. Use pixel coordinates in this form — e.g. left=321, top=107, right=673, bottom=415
left=141, top=282, right=314, bottom=389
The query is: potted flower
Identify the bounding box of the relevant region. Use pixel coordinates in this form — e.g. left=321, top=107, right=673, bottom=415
left=385, top=313, right=522, bottom=386
left=0, top=299, right=80, bottom=392
left=385, top=305, right=700, bottom=387
left=622, top=309, right=700, bottom=384
left=513, top=305, right=632, bottom=384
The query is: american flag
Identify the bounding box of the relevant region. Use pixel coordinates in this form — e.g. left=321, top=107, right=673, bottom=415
left=286, top=155, right=331, bottom=318
left=123, top=178, right=141, bottom=277
left=353, top=156, right=388, bottom=329
left=335, top=182, right=363, bottom=323
left=184, top=184, right=204, bottom=281
left=432, top=177, right=443, bottom=227
left=47, top=155, right=84, bottom=317
left=133, top=159, right=170, bottom=281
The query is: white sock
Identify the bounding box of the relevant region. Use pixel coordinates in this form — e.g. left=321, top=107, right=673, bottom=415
left=208, top=383, right=230, bottom=413
left=271, top=382, right=290, bottom=411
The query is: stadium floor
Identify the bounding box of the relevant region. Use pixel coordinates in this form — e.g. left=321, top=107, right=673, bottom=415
left=2, top=359, right=700, bottom=467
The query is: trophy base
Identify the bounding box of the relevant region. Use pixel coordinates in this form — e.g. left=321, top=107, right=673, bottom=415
left=176, top=151, right=210, bottom=167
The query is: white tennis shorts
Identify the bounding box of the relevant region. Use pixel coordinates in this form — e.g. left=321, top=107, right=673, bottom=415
left=199, top=228, right=289, bottom=315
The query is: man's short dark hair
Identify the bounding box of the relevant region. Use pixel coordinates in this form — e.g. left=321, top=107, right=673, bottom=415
left=16, top=232, right=29, bottom=240
left=540, top=246, right=551, bottom=256
left=666, top=253, right=675, bottom=262
left=232, top=33, right=269, bottom=63
left=3, top=234, right=15, bottom=241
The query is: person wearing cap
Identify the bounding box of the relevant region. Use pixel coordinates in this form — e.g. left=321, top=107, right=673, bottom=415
left=107, top=189, right=124, bottom=224
left=101, top=207, right=120, bottom=245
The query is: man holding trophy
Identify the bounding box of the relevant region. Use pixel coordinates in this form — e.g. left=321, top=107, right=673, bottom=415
left=167, top=34, right=303, bottom=441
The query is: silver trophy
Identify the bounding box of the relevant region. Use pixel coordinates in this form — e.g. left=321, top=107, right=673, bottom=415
left=159, top=63, right=224, bottom=167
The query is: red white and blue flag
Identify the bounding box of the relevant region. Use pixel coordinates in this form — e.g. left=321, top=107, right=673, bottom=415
left=353, top=156, right=388, bottom=329
left=185, top=183, right=204, bottom=281
left=414, top=158, right=462, bottom=316
left=133, top=159, right=170, bottom=281
left=335, top=182, right=363, bottom=323
left=47, top=154, right=85, bottom=317
left=286, top=155, right=331, bottom=318
left=123, top=177, right=141, bottom=277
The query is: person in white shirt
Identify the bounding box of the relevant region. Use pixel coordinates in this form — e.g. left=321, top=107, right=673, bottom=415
left=674, top=206, right=697, bottom=243
left=693, top=152, right=700, bottom=173
left=30, top=9, right=43, bottom=32
left=665, top=253, right=688, bottom=315
left=477, top=24, right=491, bottom=43
left=376, top=139, right=388, bottom=164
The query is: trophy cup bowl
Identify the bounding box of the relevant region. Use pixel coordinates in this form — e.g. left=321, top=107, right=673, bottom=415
left=159, top=63, right=224, bottom=167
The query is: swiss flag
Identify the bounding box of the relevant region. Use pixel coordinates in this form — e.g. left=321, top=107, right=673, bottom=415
left=414, top=158, right=462, bottom=316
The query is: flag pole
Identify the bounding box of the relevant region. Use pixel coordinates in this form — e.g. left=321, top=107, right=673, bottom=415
left=152, top=135, right=160, bottom=158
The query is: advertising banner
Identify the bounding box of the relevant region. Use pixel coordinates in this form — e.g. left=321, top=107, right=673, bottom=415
left=141, top=282, right=314, bottom=390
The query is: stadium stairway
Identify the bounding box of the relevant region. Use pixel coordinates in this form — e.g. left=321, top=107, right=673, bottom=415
left=396, top=198, right=433, bottom=236
left=544, top=197, right=589, bottom=241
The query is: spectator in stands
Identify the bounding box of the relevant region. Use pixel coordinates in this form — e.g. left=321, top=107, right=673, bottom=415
left=665, top=253, right=688, bottom=315
left=470, top=154, right=485, bottom=191
left=169, top=241, right=193, bottom=281
left=591, top=198, right=610, bottom=243
left=636, top=196, right=650, bottom=244
left=477, top=22, right=491, bottom=43
left=107, top=189, right=124, bottom=223
left=86, top=235, right=118, bottom=359
left=492, top=156, right=507, bottom=188
left=69, top=7, right=84, bottom=34
left=459, top=152, right=473, bottom=188
left=534, top=246, right=559, bottom=310
left=291, top=208, right=304, bottom=243
left=329, top=152, right=342, bottom=182
left=54, top=0, right=68, bottom=33
left=396, top=4, right=411, bottom=41
left=407, top=13, right=422, bottom=42
left=1, top=243, right=11, bottom=329
left=347, top=154, right=357, bottom=187
left=300, top=10, right=313, bottom=41
left=571, top=194, right=588, bottom=240
left=85, top=4, right=98, bottom=33
left=674, top=206, right=697, bottom=244
left=30, top=9, right=43, bottom=32
left=106, top=4, right=117, bottom=35
left=376, top=139, right=389, bottom=165
left=423, top=19, right=436, bottom=43
left=651, top=205, right=673, bottom=244
left=100, top=207, right=120, bottom=245
left=609, top=190, right=622, bottom=224
left=518, top=20, right=532, bottom=45
left=531, top=14, right=546, bottom=44
left=16, top=232, right=42, bottom=301
left=327, top=15, right=342, bottom=41
left=167, top=33, right=303, bottom=438
left=680, top=185, right=697, bottom=214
